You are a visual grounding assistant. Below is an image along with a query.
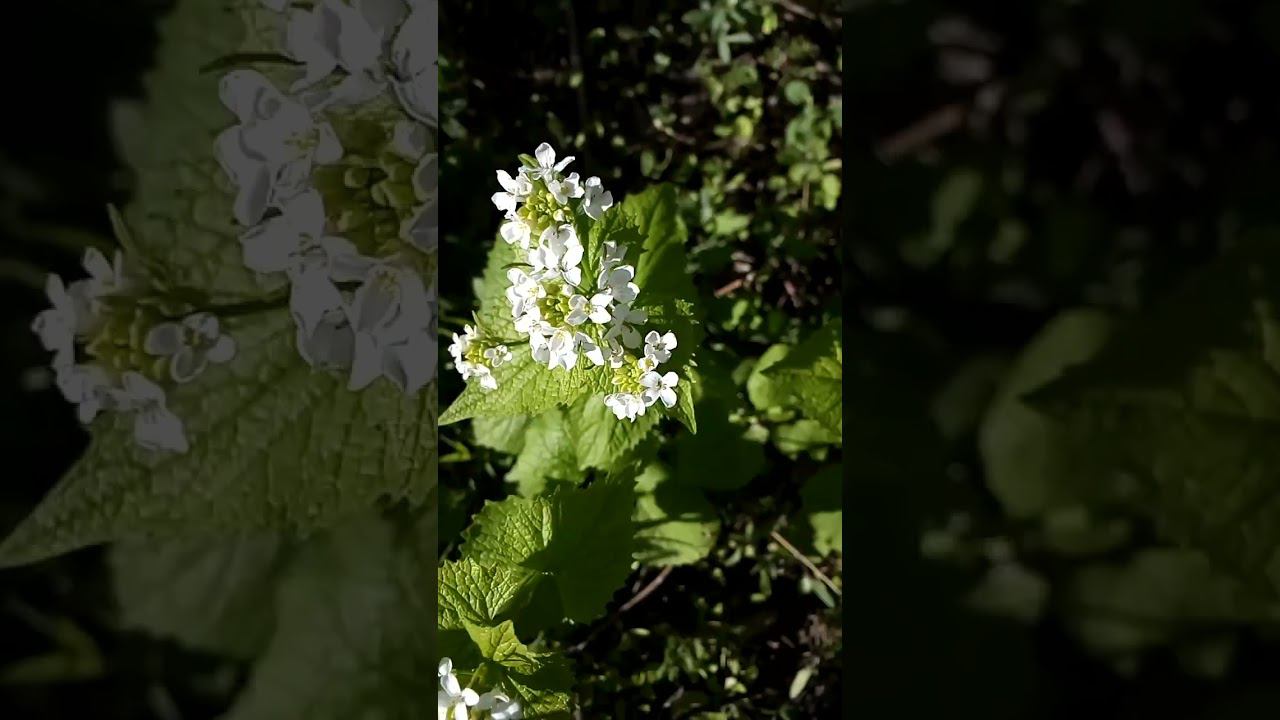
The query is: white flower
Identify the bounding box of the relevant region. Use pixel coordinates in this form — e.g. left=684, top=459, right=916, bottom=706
left=546, top=171, right=584, bottom=205
left=589, top=264, right=639, bottom=324
left=403, top=200, right=438, bottom=253
left=240, top=190, right=375, bottom=283
left=587, top=336, right=627, bottom=368
left=290, top=268, right=355, bottom=370
left=641, top=370, right=679, bottom=409
left=144, top=313, right=238, bottom=384
left=579, top=334, right=607, bottom=367
left=216, top=70, right=343, bottom=225
left=599, top=240, right=627, bottom=274
left=529, top=142, right=574, bottom=180
left=437, top=658, right=479, bottom=720
left=471, top=363, right=497, bottom=391
left=484, top=345, right=512, bottom=367
left=604, top=303, right=648, bottom=349
left=476, top=691, right=522, bottom=720
left=346, top=264, right=434, bottom=393
left=492, top=169, right=533, bottom=215
left=81, top=247, right=133, bottom=299
left=113, top=372, right=189, bottom=454
left=499, top=217, right=532, bottom=249
left=504, top=268, right=544, bottom=318
left=564, top=294, right=603, bottom=326
left=31, top=274, right=91, bottom=368
left=582, top=176, right=613, bottom=219
left=54, top=364, right=112, bottom=424
left=391, top=0, right=438, bottom=123
left=392, top=120, right=430, bottom=161
left=643, top=330, right=677, bottom=365
left=529, top=225, right=583, bottom=287
left=449, top=324, right=497, bottom=390
left=287, top=0, right=408, bottom=106
left=532, top=327, right=579, bottom=371
left=604, top=392, right=647, bottom=421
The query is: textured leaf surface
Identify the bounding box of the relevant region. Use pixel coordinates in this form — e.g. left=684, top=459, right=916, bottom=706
left=461, top=479, right=637, bottom=623
left=0, top=309, right=436, bottom=567
left=765, top=319, right=842, bottom=435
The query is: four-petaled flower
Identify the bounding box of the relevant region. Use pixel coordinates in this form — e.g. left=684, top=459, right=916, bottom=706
left=582, top=176, right=613, bottom=219
left=476, top=690, right=523, bottom=720
left=216, top=70, right=343, bottom=226
left=492, top=169, right=533, bottom=216
left=643, top=330, right=677, bottom=364
left=529, top=225, right=583, bottom=287
left=112, top=372, right=189, bottom=454
left=641, top=370, right=680, bottom=409
left=437, top=658, right=479, bottom=720
left=528, top=142, right=574, bottom=180
left=144, top=313, right=238, bottom=384
left=604, top=392, right=647, bottom=421
left=346, top=263, right=435, bottom=395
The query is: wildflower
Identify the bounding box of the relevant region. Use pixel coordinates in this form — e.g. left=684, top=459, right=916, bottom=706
left=528, top=142, right=574, bottom=181
left=529, top=225, right=583, bottom=287
left=604, top=303, right=647, bottom=349
left=391, top=0, right=438, bottom=123
left=492, top=169, right=533, bottom=215
left=476, top=690, right=523, bottom=720
left=437, top=658, right=479, bottom=720
left=582, top=176, right=613, bottom=219
left=545, top=171, right=584, bottom=205
left=346, top=263, right=434, bottom=393
left=604, top=392, right=647, bottom=421
left=54, top=364, right=113, bottom=424
left=643, top=330, right=677, bottom=365
left=640, top=370, right=679, bottom=409
left=215, top=70, right=343, bottom=225
left=31, top=274, right=91, bottom=368
left=112, top=372, right=189, bottom=454
left=144, top=313, right=238, bottom=384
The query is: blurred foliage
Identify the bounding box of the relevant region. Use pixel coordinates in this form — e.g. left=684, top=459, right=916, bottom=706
left=854, top=0, right=1280, bottom=717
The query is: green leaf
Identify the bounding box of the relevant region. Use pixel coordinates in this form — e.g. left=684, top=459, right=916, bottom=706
left=634, top=463, right=719, bottom=566
left=1029, top=234, right=1280, bottom=596
left=472, top=415, right=533, bottom=455
left=673, top=397, right=764, bottom=492
left=799, top=466, right=842, bottom=557
left=109, top=529, right=287, bottom=659
left=226, top=515, right=435, bottom=720
left=461, top=621, right=574, bottom=718
left=765, top=319, right=842, bottom=435
left=439, top=558, right=538, bottom=631
left=978, top=309, right=1115, bottom=518
left=440, top=350, right=612, bottom=425
left=461, top=479, right=637, bottom=624
left=1064, top=549, right=1276, bottom=669
left=508, top=410, right=581, bottom=497
left=619, top=184, right=695, bottom=304
left=746, top=344, right=794, bottom=411
left=0, top=309, right=436, bottom=567
left=568, top=394, right=661, bottom=471
left=111, top=0, right=291, bottom=303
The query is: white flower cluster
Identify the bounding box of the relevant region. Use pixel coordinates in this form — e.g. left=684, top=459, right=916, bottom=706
left=218, top=0, right=438, bottom=396
left=30, top=249, right=193, bottom=453
left=450, top=143, right=680, bottom=422
left=438, top=658, right=522, bottom=720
